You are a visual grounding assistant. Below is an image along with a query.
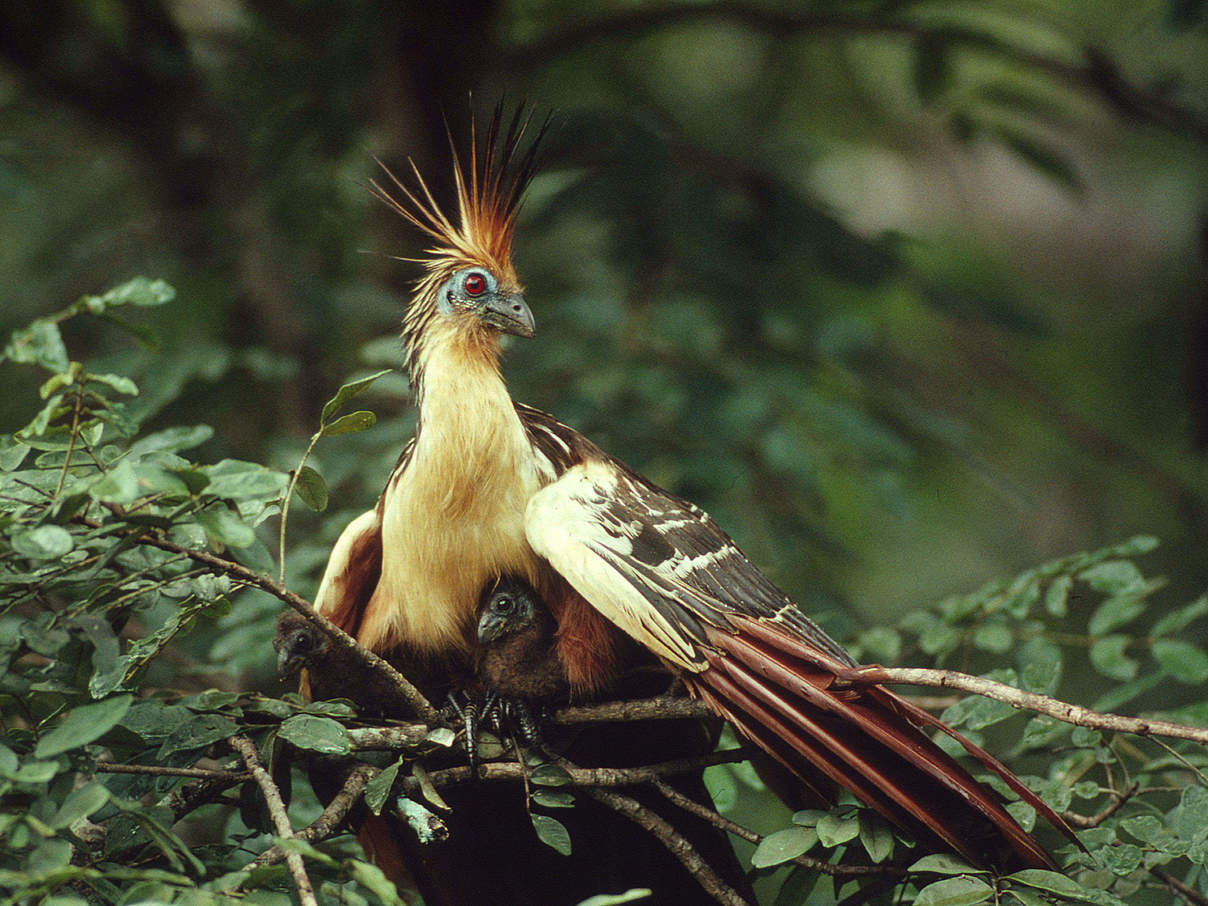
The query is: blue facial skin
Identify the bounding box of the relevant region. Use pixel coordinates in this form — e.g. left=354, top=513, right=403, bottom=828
left=439, top=267, right=534, bottom=338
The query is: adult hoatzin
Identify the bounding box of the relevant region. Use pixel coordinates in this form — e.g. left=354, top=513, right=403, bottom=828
left=312, top=107, right=1076, bottom=874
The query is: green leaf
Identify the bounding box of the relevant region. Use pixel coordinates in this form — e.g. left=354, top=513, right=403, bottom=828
left=1017, top=639, right=1062, bottom=694
left=1173, top=786, right=1208, bottom=839
left=914, top=876, right=993, bottom=906
left=751, top=826, right=817, bottom=868
left=1099, top=842, right=1143, bottom=876
left=203, top=459, right=288, bottom=501
left=87, top=460, right=141, bottom=505
left=1153, top=595, right=1208, bottom=637
left=52, top=782, right=110, bottom=828
left=909, top=854, right=982, bottom=875
left=35, top=694, right=133, bottom=758
left=1088, top=594, right=1146, bottom=636
left=320, top=410, right=377, bottom=436
left=86, top=372, right=139, bottom=396
left=348, top=860, right=406, bottom=906
left=1119, top=815, right=1162, bottom=844
left=971, top=621, right=1013, bottom=653
left=1152, top=638, right=1208, bottom=683
left=320, top=369, right=394, bottom=424
left=859, top=815, right=894, bottom=863
left=1044, top=576, right=1071, bottom=617
left=5, top=319, right=70, bottom=372
left=157, top=713, right=239, bottom=758
left=293, top=465, right=328, bottom=512
left=1008, top=869, right=1096, bottom=900
left=531, top=763, right=575, bottom=787
left=76, top=277, right=175, bottom=312
left=816, top=814, right=859, bottom=847
left=365, top=760, right=402, bottom=815
left=11, top=525, right=74, bottom=559
left=531, top=814, right=572, bottom=856
left=195, top=507, right=256, bottom=549
left=278, top=714, right=350, bottom=755
left=1080, top=561, right=1145, bottom=595
left=1089, top=635, right=1138, bottom=681
left=532, top=789, right=576, bottom=809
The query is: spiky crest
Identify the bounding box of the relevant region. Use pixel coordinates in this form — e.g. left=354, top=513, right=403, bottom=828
left=371, top=103, right=548, bottom=386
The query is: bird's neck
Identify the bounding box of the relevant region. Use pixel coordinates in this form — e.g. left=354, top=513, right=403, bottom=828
left=360, top=318, right=543, bottom=657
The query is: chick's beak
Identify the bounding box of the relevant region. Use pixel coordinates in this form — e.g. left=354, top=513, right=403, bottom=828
left=480, top=291, right=535, bottom=338
left=477, top=609, right=507, bottom=644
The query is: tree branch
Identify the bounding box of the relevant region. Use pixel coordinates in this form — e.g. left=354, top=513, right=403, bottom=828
left=229, top=736, right=318, bottom=906
left=854, top=666, right=1208, bottom=745
left=582, top=786, right=753, bottom=906
left=250, top=764, right=378, bottom=869
left=395, top=748, right=749, bottom=795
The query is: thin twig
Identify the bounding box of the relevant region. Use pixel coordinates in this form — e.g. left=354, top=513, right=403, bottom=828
left=229, top=736, right=318, bottom=906
left=95, top=762, right=249, bottom=782
left=251, top=764, right=378, bottom=869
left=582, top=786, right=752, bottom=906
left=1062, top=782, right=1138, bottom=829
left=396, top=749, right=749, bottom=794
left=1156, top=868, right=1208, bottom=906
left=855, top=666, right=1208, bottom=745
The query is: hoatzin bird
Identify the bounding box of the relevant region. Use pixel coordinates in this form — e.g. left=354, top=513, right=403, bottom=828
left=309, top=106, right=1077, bottom=881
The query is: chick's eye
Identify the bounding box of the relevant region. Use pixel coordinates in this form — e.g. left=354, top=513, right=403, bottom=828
left=493, top=595, right=514, bottom=615
left=463, top=273, right=486, bottom=296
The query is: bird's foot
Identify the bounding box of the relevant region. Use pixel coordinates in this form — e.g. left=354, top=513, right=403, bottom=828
left=483, top=696, right=550, bottom=753
left=442, top=690, right=498, bottom=779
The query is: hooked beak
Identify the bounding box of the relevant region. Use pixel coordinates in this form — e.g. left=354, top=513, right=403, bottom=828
left=479, top=291, right=535, bottom=339
left=477, top=609, right=509, bottom=644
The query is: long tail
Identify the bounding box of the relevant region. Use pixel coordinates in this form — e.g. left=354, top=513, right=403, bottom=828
left=686, top=614, right=1077, bottom=871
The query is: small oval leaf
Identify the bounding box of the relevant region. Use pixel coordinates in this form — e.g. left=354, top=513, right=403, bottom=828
left=751, top=826, right=817, bottom=868
left=321, top=410, right=377, bottom=436
left=532, top=813, right=572, bottom=856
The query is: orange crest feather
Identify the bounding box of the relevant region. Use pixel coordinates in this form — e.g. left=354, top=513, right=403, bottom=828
left=371, top=103, right=549, bottom=277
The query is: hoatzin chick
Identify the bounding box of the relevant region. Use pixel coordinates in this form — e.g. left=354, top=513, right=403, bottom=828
left=310, top=105, right=1077, bottom=874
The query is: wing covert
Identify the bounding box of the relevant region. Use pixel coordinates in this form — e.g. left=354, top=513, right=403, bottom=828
left=524, top=456, right=854, bottom=671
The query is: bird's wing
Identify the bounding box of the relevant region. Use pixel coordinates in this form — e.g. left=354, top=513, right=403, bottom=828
left=523, top=455, right=854, bottom=673
left=524, top=449, right=1071, bottom=870
left=313, top=507, right=384, bottom=638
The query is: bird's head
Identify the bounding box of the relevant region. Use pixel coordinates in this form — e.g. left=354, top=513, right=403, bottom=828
left=273, top=611, right=327, bottom=680
left=370, top=104, right=547, bottom=380
left=476, top=578, right=539, bottom=645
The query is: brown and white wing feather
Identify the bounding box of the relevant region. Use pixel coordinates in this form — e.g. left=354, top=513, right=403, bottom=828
left=524, top=449, right=1072, bottom=870
left=524, top=455, right=853, bottom=671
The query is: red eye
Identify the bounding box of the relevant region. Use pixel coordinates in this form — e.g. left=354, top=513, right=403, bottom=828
left=463, top=273, right=486, bottom=296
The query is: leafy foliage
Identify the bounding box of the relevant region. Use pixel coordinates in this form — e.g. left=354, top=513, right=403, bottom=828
left=1, top=290, right=1206, bottom=905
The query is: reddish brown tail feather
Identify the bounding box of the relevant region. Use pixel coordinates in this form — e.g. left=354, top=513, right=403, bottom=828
left=686, top=615, right=1076, bottom=871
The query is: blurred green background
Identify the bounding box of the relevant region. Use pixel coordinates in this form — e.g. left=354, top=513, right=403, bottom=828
left=1, top=0, right=1206, bottom=658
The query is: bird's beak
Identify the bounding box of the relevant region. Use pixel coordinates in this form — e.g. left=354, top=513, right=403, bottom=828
left=477, top=609, right=508, bottom=644
left=479, top=291, right=535, bottom=338
left=277, top=646, right=300, bottom=678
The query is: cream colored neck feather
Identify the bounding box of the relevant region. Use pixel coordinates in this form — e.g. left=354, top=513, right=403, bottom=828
left=360, top=317, right=543, bottom=657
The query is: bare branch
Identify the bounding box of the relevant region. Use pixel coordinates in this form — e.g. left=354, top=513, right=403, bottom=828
left=252, top=764, right=378, bottom=869
left=95, top=762, right=249, bottom=782
left=582, top=786, right=752, bottom=906
left=230, top=735, right=319, bottom=906
left=1063, top=782, right=1139, bottom=829
left=396, top=748, right=749, bottom=794
left=854, top=666, right=1208, bottom=745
